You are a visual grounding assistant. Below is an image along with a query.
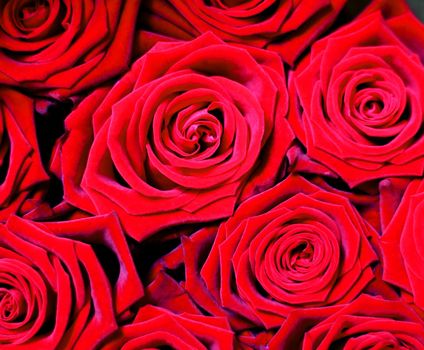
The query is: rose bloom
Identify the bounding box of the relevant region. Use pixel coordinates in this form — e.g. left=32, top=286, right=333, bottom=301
left=0, top=0, right=140, bottom=98
left=99, top=305, right=234, bottom=350
left=52, top=32, right=293, bottom=241
left=269, top=295, right=424, bottom=349
left=139, top=0, right=346, bottom=65
left=146, top=175, right=377, bottom=329
left=381, top=178, right=424, bottom=311
left=0, top=88, right=47, bottom=219
left=288, top=9, right=424, bottom=187
left=0, top=214, right=143, bottom=349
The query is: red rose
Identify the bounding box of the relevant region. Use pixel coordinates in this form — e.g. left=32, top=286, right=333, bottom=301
left=288, top=10, right=424, bottom=186
left=269, top=295, right=424, bottom=349
left=146, top=175, right=377, bottom=329
left=100, top=305, right=234, bottom=350
left=52, top=33, right=293, bottom=240
left=0, top=214, right=143, bottom=349
left=0, top=88, right=47, bottom=219
left=381, top=179, right=424, bottom=310
left=0, top=1, right=141, bottom=98
left=139, top=0, right=346, bottom=65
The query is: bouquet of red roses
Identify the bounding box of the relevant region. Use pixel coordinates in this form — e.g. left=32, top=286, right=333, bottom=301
left=0, top=0, right=423, bottom=348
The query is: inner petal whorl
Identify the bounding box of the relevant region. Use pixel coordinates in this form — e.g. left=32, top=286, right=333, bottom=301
left=170, top=105, right=223, bottom=158
left=1, top=0, right=65, bottom=42
left=17, top=0, right=50, bottom=29
left=288, top=241, right=314, bottom=270
left=342, top=69, right=407, bottom=137
left=0, top=289, right=26, bottom=322
left=251, top=217, right=341, bottom=304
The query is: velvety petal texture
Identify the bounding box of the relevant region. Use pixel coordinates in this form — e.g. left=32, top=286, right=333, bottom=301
left=139, top=0, right=347, bottom=65
left=270, top=295, right=424, bottom=349
left=289, top=9, right=424, bottom=186
left=53, top=32, right=293, bottom=241
left=0, top=88, right=48, bottom=219
left=381, top=179, right=424, bottom=311
left=146, top=175, right=378, bottom=330
left=0, top=0, right=423, bottom=348
left=0, top=214, right=143, bottom=349
left=99, top=305, right=235, bottom=350
left=0, top=0, right=141, bottom=98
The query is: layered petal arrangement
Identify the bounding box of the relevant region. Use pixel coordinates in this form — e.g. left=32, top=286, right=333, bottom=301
left=0, top=0, right=424, bottom=349
left=289, top=9, right=424, bottom=186
left=145, top=175, right=378, bottom=331
left=0, top=0, right=141, bottom=97
left=53, top=33, right=293, bottom=240
left=381, top=179, right=424, bottom=309
left=100, top=305, right=234, bottom=350
left=0, top=88, right=48, bottom=219
left=0, top=214, right=143, bottom=349
left=270, top=295, right=424, bottom=349
left=139, top=0, right=347, bottom=65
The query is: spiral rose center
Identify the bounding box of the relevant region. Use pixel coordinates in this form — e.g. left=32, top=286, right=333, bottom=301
left=167, top=105, right=223, bottom=158
left=252, top=218, right=341, bottom=305
left=353, top=86, right=391, bottom=122
left=278, top=234, right=322, bottom=276
left=289, top=241, right=314, bottom=270
left=18, top=0, right=49, bottom=28
left=337, top=68, right=407, bottom=141
left=362, top=98, right=383, bottom=116
left=186, top=121, right=217, bottom=148
left=0, top=288, right=26, bottom=322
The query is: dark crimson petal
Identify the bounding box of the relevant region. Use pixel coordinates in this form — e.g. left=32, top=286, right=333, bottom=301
left=0, top=88, right=48, bottom=220
left=146, top=175, right=377, bottom=330
left=0, top=214, right=143, bottom=349
left=139, top=0, right=347, bottom=65
left=99, top=305, right=235, bottom=350
left=55, top=33, right=292, bottom=240
left=289, top=9, right=424, bottom=186
left=381, top=179, right=424, bottom=310
left=0, top=1, right=141, bottom=98
left=269, top=295, right=424, bottom=349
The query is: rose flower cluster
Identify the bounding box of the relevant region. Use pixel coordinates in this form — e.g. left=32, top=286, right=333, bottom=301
left=0, top=0, right=424, bottom=349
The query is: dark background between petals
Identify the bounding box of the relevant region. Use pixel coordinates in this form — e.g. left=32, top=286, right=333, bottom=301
left=408, top=0, right=424, bottom=21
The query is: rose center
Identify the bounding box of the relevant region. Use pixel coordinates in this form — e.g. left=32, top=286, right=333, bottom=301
left=186, top=123, right=218, bottom=148
left=18, top=0, right=50, bottom=28
left=0, top=288, right=26, bottom=322
left=168, top=105, right=223, bottom=158
left=354, top=87, right=389, bottom=121
left=253, top=220, right=340, bottom=305
left=289, top=241, right=314, bottom=270
left=343, top=69, right=407, bottom=137
left=363, top=99, right=383, bottom=115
